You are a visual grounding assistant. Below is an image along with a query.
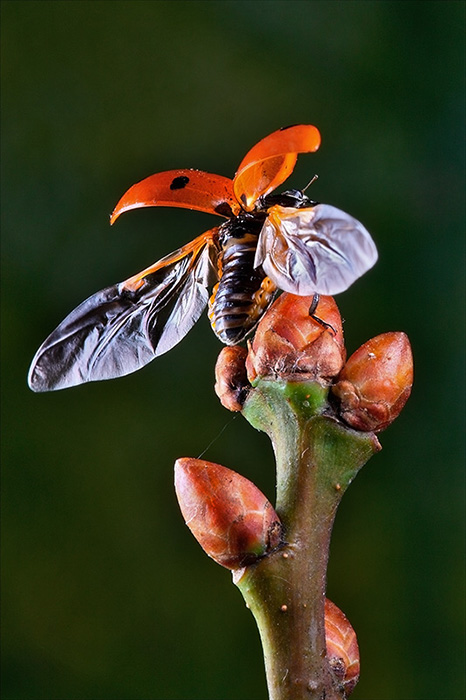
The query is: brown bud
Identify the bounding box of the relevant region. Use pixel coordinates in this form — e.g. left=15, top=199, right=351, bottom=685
left=174, top=458, right=282, bottom=570
left=246, top=294, right=345, bottom=384
left=325, top=598, right=360, bottom=695
left=214, top=346, right=250, bottom=411
left=332, top=331, right=413, bottom=432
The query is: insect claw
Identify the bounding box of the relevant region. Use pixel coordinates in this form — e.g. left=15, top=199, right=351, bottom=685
left=310, top=314, right=337, bottom=336
left=308, top=293, right=336, bottom=334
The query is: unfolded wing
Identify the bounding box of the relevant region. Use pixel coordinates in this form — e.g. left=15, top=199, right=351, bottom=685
left=254, top=204, right=378, bottom=296
left=28, top=232, right=218, bottom=392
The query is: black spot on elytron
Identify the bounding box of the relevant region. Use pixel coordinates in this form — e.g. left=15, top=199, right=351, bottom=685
left=214, top=202, right=234, bottom=218
left=280, top=124, right=299, bottom=131
left=170, top=175, right=190, bottom=190
left=240, top=193, right=247, bottom=206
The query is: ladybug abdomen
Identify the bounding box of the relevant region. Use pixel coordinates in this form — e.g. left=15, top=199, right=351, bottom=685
left=209, top=231, right=275, bottom=345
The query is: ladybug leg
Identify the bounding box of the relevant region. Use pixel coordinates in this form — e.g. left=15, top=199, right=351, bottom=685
left=308, top=293, right=336, bottom=335
left=308, top=293, right=319, bottom=316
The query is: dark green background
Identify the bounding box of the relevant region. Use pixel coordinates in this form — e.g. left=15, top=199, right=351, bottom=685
left=2, top=2, right=464, bottom=698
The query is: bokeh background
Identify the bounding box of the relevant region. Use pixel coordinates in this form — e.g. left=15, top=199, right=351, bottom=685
left=2, top=2, right=464, bottom=698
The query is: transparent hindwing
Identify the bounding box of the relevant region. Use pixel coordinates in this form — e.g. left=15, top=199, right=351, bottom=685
left=254, top=203, right=378, bottom=296
left=28, top=232, right=218, bottom=392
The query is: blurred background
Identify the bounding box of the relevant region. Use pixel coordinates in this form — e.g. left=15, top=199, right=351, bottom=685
left=2, top=2, right=464, bottom=698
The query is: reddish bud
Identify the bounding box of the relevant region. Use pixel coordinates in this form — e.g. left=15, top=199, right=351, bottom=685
left=325, top=598, right=360, bottom=695
left=214, top=346, right=250, bottom=411
left=332, top=332, right=413, bottom=432
left=246, top=294, right=345, bottom=384
left=174, top=458, right=282, bottom=570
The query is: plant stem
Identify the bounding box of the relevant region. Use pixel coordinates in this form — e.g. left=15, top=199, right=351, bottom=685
left=235, top=379, right=379, bottom=700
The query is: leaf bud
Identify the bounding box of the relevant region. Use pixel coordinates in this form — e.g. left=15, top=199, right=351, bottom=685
left=325, top=598, right=360, bottom=695
left=332, top=332, right=413, bottom=432
left=174, top=458, right=282, bottom=570
left=214, top=346, right=250, bottom=411
left=246, top=294, right=345, bottom=384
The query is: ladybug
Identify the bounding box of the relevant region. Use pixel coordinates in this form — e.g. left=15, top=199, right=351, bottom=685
left=28, top=125, right=377, bottom=392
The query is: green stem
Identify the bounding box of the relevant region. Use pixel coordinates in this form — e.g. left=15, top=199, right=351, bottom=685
left=236, top=379, right=379, bottom=700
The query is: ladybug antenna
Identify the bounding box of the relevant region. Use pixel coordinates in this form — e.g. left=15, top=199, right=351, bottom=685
left=302, top=174, right=319, bottom=192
